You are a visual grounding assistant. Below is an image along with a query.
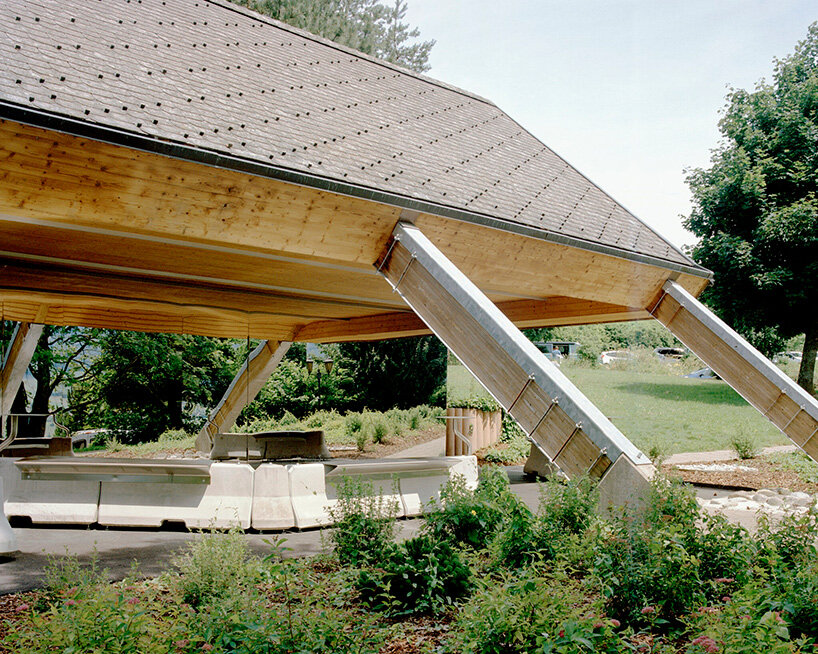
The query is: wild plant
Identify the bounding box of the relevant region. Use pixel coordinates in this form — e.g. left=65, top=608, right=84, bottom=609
left=327, top=476, right=398, bottom=567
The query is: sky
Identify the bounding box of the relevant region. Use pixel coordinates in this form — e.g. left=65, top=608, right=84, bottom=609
left=404, top=0, right=817, bottom=250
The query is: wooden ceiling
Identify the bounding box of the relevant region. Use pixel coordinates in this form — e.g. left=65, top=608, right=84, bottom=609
left=0, top=119, right=709, bottom=341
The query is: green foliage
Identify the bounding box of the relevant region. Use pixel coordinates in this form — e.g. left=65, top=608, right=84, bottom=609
left=730, top=430, right=759, bottom=459
left=69, top=331, right=235, bottom=443
left=595, top=476, right=758, bottom=629
left=157, top=428, right=192, bottom=444
left=234, top=0, right=435, bottom=72
left=448, top=395, right=502, bottom=412
left=42, top=549, right=108, bottom=604
left=340, top=336, right=447, bottom=411
left=489, top=475, right=599, bottom=570
left=327, top=476, right=398, bottom=567
left=683, top=587, right=803, bottom=654
left=685, top=23, right=818, bottom=391
left=424, top=466, right=521, bottom=549
left=356, top=534, right=471, bottom=616
left=448, top=568, right=624, bottom=654
left=369, top=416, right=389, bottom=444
left=171, top=528, right=261, bottom=608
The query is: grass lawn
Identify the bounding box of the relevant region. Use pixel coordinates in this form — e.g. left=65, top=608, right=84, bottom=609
left=448, top=361, right=790, bottom=456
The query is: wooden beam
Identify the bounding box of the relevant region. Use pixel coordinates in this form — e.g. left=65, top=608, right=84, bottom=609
left=296, top=297, right=648, bottom=342
left=378, top=223, right=653, bottom=491
left=0, top=290, right=302, bottom=340
left=195, top=341, right=291, bottom=452
left=1, top=322, right=44, bottom=436
left=0, top=260, right=404, bottom=318
left=653, top=280, right=818, bottom=462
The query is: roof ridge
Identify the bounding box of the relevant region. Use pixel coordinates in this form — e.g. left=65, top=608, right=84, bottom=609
left=205, top=0, right=497, bottom=107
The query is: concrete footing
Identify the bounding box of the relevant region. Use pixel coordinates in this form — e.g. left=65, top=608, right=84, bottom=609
left=597, top=454, right=655, bottom=514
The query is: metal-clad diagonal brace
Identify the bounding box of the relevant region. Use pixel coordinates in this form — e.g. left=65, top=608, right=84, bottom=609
left=1, top=322, right=44, bottom=441
left=194, top=340, right=291, bottom=453
left=653, top=280, right=818, bottom=463
left=376, top=222, right=653, bottom=487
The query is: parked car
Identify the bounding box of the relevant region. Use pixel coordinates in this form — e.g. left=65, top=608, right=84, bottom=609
left=684, top=367, right=718, bottom=379
left=654, top=347, right=685, bottom=361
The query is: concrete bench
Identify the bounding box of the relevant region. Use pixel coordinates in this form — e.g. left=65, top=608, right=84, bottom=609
left=210, top=431, right=330, bottom=461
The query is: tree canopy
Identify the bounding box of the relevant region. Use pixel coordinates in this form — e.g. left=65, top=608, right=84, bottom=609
left=685, top=22, right=818, bottom=394
left=233, top=0, right=434, bottom=72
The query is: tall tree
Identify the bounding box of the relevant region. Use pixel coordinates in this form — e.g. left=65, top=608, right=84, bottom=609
left=685, top=22, right=818, bottom=394
left=233, top=0, right=434, bottom=72
left=69, top=331, right=236, bottom=443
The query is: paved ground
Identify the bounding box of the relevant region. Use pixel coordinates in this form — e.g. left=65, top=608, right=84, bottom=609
left=0, top=444, right=800, bottom=595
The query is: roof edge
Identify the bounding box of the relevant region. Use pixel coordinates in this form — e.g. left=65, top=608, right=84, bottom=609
left=0, top=101, right=713, bottom=281
left=206, top=0, right=496, bottom=107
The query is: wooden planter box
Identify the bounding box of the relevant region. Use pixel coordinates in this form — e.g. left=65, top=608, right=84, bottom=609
left=445, top=408, right=502, bottom=456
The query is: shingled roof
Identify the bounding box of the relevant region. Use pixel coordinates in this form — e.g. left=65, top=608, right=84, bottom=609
left=1, top=0, right=701, bottom=270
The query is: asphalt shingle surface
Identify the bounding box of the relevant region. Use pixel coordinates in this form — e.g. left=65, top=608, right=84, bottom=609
left=1, top=0, right=697, bottom=268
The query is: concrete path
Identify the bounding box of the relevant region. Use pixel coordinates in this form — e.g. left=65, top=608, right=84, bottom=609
left=664, top=444, right=796, bottom=465
left=386, top=436, right=445, bottom=458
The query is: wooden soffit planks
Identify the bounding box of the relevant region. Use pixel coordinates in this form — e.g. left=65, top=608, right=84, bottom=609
left=0, top=118, right=709, bottom=339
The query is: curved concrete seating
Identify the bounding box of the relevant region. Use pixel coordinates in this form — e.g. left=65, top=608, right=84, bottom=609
left=1, top=457, right=100, bottom=525
left=250, top=463, right=294, bottom=530
left=210, top=431, right=330, bottom=461
left=98, top=462, right=252, bottom=529
left=1, top=454, right=479, bottom=531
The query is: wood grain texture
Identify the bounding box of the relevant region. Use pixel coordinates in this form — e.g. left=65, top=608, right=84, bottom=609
left=381, top=237, right=613, bottom=479
left=653, top=293, right=818, bottom=459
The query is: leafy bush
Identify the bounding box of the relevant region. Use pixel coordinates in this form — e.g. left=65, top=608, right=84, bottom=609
left=448, top=396, right=502, bottom=412
left=172, top=527, right=260, bottom=608
left=447, top=568, right=623, bottom=654
left=41, top=549, right=108, bottom=602
left=684, top=583, right=804, bottom=654
left=489, top=475, right=599, bottom=570
left=357, top=534, right=471, bottom=616
left=425, top=466, right=520, bottom=549
left=327, top=477, right=398, bottom=567
left=730, top=431, right=758, bottom=459
left=370, top=418, right=388, bottom=444
left=157, top=428, right=191, bottom=444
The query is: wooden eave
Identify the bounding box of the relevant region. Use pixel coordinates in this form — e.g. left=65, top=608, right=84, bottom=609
left=0, top=116, right=710, bottom=341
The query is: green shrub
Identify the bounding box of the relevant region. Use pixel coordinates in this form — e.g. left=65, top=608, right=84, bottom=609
left=10, top=584, right=168, bottom=653
left=489, top=475, right=599, bottom=570
left=370, top=418, right=388, bottom=444
left=38, top=549, right=109, bottom=608
left=327, top=477, right=398, bottom=567
left=539, top=474, right=598, bottom=535
left=730, top=431, right=758, bottom=460
left=594, top=477, right=704, bottom=628
left=448, top=568, right=623, bottom=654
left=684, top=583, right=804, bottom=654
left=425, top=466, right=520, bottom=549
left=172, top=527, right=260, bottom=608
left=345, top=412, right=363, bottom=435
left=157, top=428, right=190, bottom=443
left=357, top=534, right=471, bottom=616
left=756, top=512, right=818, bottom=570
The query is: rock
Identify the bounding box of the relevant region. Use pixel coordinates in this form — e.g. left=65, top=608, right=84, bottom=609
left=729, top=491, right=754, bottom=499
left=765, top=496, right=783, bottom=507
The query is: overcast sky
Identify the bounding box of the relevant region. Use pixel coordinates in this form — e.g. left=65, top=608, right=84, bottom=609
left=405, top=0, right=817, bottom=250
